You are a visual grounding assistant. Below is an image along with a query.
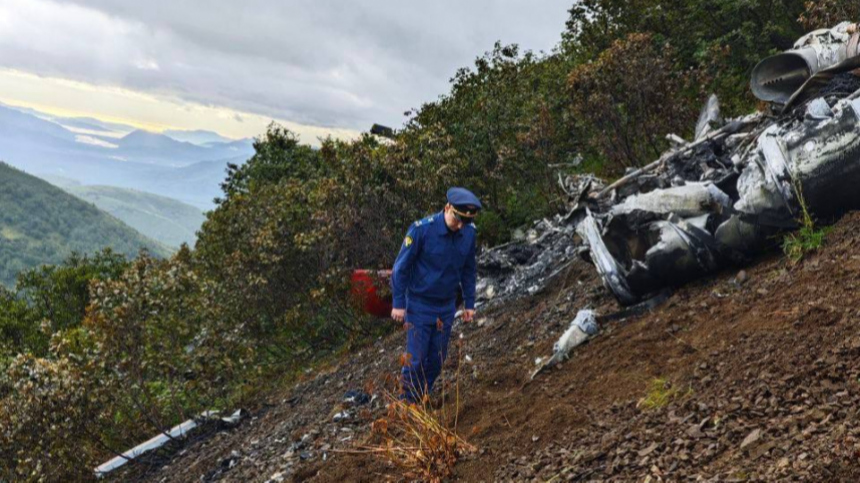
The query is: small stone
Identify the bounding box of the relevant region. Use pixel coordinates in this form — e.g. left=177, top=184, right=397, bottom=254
left=687, top=425, right=705, bottom=439
left=639, top=443, right=659, bottom=457
left=740, top=429, right=761, bottom=449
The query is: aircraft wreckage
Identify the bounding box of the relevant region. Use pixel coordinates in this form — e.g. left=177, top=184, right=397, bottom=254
left=472, top=23, right=860, bottom=370
left=576, top=21, right=860, bottom=307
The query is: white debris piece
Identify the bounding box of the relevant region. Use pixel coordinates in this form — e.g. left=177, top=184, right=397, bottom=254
left=531, top=310, right=599, bottom=380
left=552, top=310, right=598, bottom=359
left=95, top=411, right=217, bottom=477
left=611, top=183, right=731, bottom=219
left=332, top=411, right=350, bottom=422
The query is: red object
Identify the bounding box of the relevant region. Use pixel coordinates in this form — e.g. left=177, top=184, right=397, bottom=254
left=350, top=269, right=393, bottom=318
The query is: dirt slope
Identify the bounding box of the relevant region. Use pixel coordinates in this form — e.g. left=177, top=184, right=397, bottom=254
left=126, top=212, right=860, bottom=482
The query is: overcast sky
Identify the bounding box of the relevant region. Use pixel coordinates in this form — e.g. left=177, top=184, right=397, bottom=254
left=0, top=0, right=570, bottom=141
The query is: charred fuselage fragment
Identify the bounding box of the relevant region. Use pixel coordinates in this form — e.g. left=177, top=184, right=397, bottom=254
left=580, top=92, right=860, bottom=305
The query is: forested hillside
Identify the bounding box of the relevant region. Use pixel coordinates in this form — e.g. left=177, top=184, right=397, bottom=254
left=0, top=162, right=170, bottom=286
left=46, top=177, right=205, bottom=248
left=2, top=1, right=859, bottom=481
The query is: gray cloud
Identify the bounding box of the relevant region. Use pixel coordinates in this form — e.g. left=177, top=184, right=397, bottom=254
left=0, top=0, right=570, bottom=130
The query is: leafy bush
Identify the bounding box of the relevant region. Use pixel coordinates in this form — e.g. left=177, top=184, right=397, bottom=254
left=568, top=33, right=701, bottom=174
left=0, top=250, right=128, bottom=369
left=0, top=354, right=112, bottom=482
left=799, top=0, right=860, bottom=29
left=563, top=0, right=807, bottom=116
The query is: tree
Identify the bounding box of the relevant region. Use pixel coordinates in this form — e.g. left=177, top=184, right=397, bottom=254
left=568, top=33, right=700, bottom=173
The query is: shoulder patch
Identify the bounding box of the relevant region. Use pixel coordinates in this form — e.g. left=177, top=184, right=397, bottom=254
left=413, top=215, right=435, bottom=228
left=404, top=235, right=413, bottom=247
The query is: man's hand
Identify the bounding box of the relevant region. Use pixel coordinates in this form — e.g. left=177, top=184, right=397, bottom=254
left=391, top=308, right=406, bottom=322
left=463, top=309, right=476, bottom=323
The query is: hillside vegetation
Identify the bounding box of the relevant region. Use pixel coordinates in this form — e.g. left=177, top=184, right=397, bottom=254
left=46, top=177, right=205, bottom=248
left=1, top=1, right=858, bottom=481
left=0, top=162, right=170, bottom=287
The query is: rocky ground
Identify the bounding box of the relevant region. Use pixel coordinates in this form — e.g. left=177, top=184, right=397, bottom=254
left=118, top=212, right=860, bottom=482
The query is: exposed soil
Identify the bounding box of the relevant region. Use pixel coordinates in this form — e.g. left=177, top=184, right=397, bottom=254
left=126, top=212, right=860, bottom=482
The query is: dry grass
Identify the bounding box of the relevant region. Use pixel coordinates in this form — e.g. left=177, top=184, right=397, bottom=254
left=358, top=336, right=476, bottom=482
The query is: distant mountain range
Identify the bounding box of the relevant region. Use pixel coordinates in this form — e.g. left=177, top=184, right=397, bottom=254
left=44, top=176, right=206, bottom=249
left=0, top=162, right=170, bottom=287
left=0, top=103, right=256, bottom=210
left=164, top=129, right=232, bottom=145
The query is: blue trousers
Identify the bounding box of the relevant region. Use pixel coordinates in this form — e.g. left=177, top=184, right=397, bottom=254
left=401, top=318, right=454, bottom=403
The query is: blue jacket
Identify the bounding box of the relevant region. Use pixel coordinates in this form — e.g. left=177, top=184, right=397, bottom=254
left=391, top=212, right=477, bottom=312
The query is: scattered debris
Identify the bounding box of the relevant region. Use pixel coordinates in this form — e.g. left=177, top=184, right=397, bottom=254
left=333, top=411, right=351, bottom=423
left=94, top=409, right=246, bottom=478
left=531, top=310, right=598, bottom=379
left=476, top=214, right=583, bottom=308
left=474, top=24, right=860, bottom=308
left=343, top=390, right=371, bottom=407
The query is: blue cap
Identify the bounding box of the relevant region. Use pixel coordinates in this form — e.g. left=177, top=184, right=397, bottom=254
left=447, top=187, right=482, bottom=213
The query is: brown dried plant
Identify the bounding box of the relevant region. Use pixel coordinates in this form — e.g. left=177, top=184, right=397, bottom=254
left=358, top=336, right=475, bottom=482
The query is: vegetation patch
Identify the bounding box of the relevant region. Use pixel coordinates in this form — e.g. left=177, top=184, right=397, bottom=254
left=360, top=341, right=474, bottom=482
left=0, top=227, right=23, bottom=241
left=783, top=182, right=829, bottom=264
left=638, top=378, right=690, bottom=411
left=0, top=162, right=169, bottom=287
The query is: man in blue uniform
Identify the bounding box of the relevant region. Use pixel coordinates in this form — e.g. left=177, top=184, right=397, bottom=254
left=391, top=187, right=481, bottom=403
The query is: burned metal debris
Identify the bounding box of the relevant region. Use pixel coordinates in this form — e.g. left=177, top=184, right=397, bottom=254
left=530, top=309, right=598, bottom=379
left=475, top=213, right=586, bottom=308
left=94, top=409, right=246, bottom=478
left=580, top=86, right=860, bottom=305
left=752, top=22, right=860, bottom=108
left=476, top=23, right=860, bottom=311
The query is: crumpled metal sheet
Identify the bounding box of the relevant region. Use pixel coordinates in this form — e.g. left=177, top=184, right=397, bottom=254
left=581, top=86, right=860, bottom=305
left=476, top=214, right=583, bottom=308
left=611, top=182, right=732, bottom=219
left=531, top=309, right=598, bottom=379
left=695, top=94, right=722, bottom=141
left=781, top=98, right=860, bottom=217
left=577, top=213, right=636, bottom=305
left=94, top=409, right=246, bottom=478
